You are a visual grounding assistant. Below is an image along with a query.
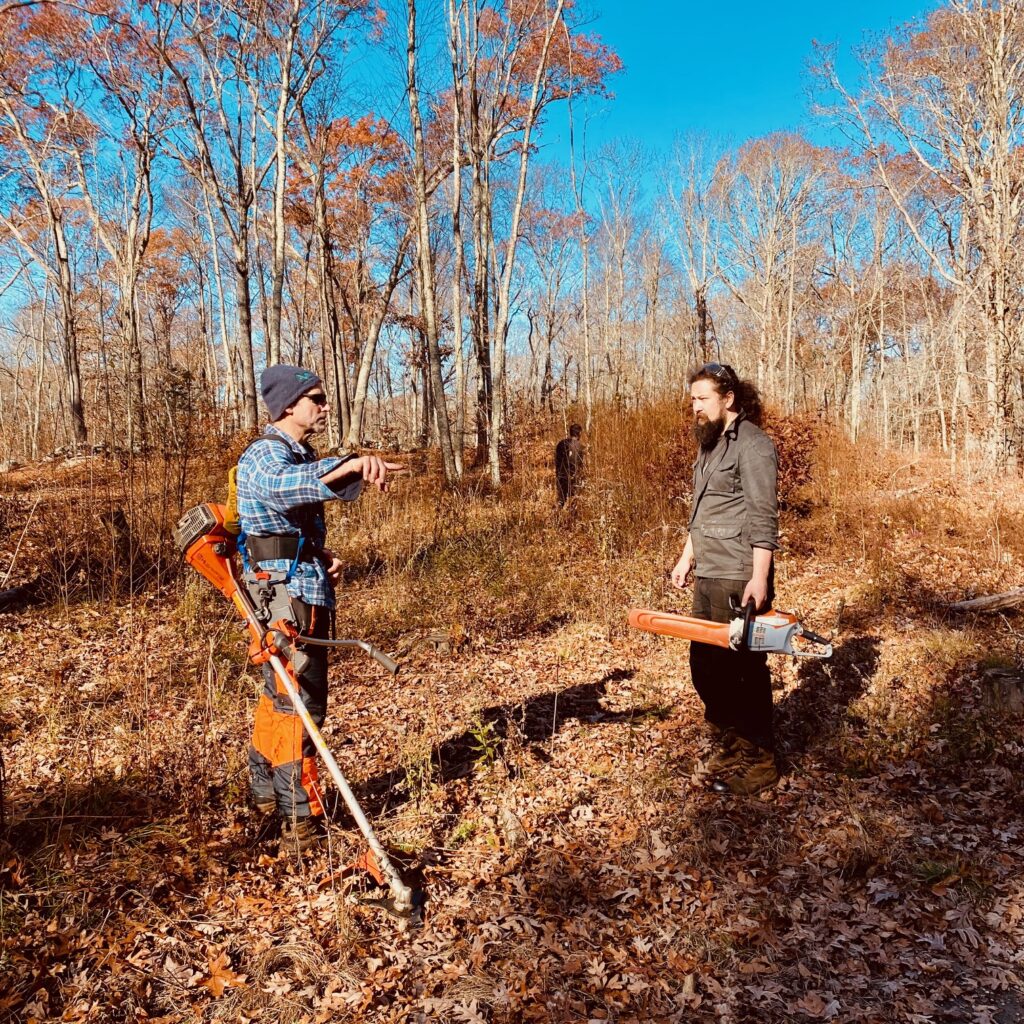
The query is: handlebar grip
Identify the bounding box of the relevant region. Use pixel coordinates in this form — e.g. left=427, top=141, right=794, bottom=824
left=369, top=647, right=400, bottom=676
left=799, top=627, right=830, bottom=646
left=728, top=595, right=756, bottom=652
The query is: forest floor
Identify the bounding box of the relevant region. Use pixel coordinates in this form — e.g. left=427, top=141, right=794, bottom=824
left=2, top=416, right=1024, bottom=1023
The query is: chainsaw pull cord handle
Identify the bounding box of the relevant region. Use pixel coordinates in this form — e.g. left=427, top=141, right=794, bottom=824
left=729, top=595, right=756, bottom=652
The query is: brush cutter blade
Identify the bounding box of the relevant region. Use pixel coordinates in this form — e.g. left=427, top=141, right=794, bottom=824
left=358, top=889, right=426, bottom=925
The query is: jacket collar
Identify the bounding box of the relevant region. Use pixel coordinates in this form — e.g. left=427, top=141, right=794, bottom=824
left=723, top=411, right=745, bottom=439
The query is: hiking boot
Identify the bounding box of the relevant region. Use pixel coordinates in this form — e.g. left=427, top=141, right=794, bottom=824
left=703, top=729, right=746, bottom=775
left=711, top=743, right=779, bottom=796
left=280, top=815, right=326, bottom=854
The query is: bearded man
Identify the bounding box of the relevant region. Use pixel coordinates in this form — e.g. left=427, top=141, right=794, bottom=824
left=670, top=363, right=780, bottom=795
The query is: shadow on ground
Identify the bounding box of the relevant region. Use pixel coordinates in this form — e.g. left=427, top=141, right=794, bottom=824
left=351, top=669, right=667, bottom=817
left=775, top=633, right=882, bottom=766
left=2, top=777, right=188, bottom=857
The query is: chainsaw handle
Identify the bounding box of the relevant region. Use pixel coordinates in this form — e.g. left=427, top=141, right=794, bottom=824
left=729, top=595, right=756, bottom=652
left=797, top=627, right=832, bottom=651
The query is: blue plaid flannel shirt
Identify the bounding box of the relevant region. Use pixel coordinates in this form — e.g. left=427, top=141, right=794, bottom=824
left=235, top=425, right=362, bottom=608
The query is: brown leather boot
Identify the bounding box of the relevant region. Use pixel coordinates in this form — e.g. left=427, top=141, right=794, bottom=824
left=280, top=815, right=326, bottom=853
left=711, top=743, right=779, bottom=795
left=703, top=729, right=746, bottom=775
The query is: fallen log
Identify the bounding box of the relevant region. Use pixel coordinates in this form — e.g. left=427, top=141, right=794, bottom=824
left=950, top=588, right=1024, bottom=613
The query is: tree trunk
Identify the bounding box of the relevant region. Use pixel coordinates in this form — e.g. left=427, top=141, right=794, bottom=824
left=54, top=224, right=87, bottom=446
left=344, top=229, right=412, bottom=449
left=406, top=0, right=457, bottom=483
left=448, top=1, right=466, bottom=475
left=233, top=243, right=259, bottom=429
left=267, top=0, right=302, bottom=366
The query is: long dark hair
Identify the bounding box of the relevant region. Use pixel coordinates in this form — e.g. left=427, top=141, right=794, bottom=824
left=688, top=363, right=764, bottom=426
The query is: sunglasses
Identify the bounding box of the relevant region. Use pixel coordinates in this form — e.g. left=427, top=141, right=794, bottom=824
left=699, top=362, right=737, bottom=387
left=303, top=392, right=328, bottom=406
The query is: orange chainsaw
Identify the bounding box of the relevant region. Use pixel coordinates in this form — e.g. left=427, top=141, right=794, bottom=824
left=173, top=502, right=419, bottom=920
left=629, top=596, right=832, bottom=658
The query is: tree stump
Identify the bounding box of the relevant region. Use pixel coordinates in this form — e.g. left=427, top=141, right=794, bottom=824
left=982, top=668, right=1024, bottom=714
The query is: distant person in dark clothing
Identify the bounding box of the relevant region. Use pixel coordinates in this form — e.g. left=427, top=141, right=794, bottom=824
left=555, top=423, right=585, bottom=506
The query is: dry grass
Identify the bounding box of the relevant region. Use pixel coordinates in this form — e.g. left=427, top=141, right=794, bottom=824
left=327, top=399, right=826, bottom=646
left=327, top=401, right=692, bottom=644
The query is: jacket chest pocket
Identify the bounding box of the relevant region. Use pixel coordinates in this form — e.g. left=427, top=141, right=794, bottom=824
left=705, top=463, right=738, bottom=494
left=697, top=522, right=743, bottom=571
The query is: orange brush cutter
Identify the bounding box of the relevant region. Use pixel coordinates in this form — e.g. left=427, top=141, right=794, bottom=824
left=628, top=598, right=832, bottom=658
left=173, top=502, right=419, bottom=921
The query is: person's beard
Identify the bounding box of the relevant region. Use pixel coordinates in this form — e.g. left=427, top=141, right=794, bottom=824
left=693, top=413, right=725, bottom=450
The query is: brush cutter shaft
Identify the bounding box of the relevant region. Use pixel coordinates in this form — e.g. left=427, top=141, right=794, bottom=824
left=266, top=653, right=413, bottom=911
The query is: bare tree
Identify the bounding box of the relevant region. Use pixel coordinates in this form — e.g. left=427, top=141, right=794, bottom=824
left=668, top=133, right=727, bottom=365
left=406, top=0, right=457, bottom=482
left=717, top=133, right=824, bottom=397
left=0, top=9, right=89, bottom=444
left=819, top=0, right=1024, bottom=466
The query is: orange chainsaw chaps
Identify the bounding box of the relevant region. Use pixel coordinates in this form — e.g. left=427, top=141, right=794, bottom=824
left=627, top=608, right=732, bottom=649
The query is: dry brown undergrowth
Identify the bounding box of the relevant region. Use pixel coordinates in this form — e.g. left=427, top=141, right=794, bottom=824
left=2, top=405, right=1024, bottom=1023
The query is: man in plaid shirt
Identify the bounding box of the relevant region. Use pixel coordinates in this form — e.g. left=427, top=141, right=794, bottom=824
left=236, top=364, right=402, bottom=852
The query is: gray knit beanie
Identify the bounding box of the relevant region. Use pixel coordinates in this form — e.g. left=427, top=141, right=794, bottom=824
left=260, top=364, right=323, bottom=420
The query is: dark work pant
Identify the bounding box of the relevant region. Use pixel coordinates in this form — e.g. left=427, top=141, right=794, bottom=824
left=689, top=576, right=775, bottom=752
left=248, top=600, right=331, bottom=819
left=556, top=472, right=580, bottom=506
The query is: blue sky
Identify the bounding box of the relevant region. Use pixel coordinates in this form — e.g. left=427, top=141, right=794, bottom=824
left=554, top=0, right=937, bottom=154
